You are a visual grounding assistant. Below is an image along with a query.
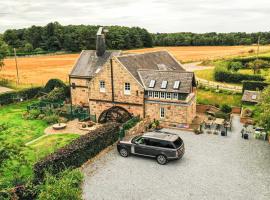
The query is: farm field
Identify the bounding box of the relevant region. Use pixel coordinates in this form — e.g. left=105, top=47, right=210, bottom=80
left=2, top=46, right=270, bottom=86
left=0, top=100, right=79, bottom=188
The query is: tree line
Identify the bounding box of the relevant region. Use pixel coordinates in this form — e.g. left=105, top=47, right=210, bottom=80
left=1, top=22, right=153, bottom=54
left=152, top=32, right=270, bottom=46
left=1, top=22, right=270, bottom=56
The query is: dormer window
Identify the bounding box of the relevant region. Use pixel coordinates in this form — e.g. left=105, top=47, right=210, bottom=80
left=124, top=83, right=131, bottom=95
left=149, top=80, right=156, bottom=88
left=161, top=81, right=168, bottom=89
left=173, top=81, right=180, bottom=89
left=100, top=81, right=105, bottom=92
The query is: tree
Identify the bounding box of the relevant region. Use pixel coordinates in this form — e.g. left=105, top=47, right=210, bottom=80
left=256, top=86, right=270, bottom=131
left=228, top=61, right=243, bottom=72
left=0, top=39, right=8, bottom=70
left=247, top=59, right=269, bottom=74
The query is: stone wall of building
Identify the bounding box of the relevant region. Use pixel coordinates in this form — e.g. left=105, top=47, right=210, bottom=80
left=145, top=96, right=196, bottom=125
left=70, top=78, right=89, bottom=106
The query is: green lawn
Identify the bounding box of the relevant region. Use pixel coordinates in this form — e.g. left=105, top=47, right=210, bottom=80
left=194, top=69, right=215, bottom=81
left=0, top=100, right=79, bottom=188
left=197, top=89, right=242, bottom=107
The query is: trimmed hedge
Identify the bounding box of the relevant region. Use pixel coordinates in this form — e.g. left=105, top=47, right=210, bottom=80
left=214, top=67, right=265, bottom=83
left=33, top=122, right=120, bottom=182
left=242, top=81, right=269, bottom=93
left=43, top=79, right=67, bottom=93
left=231, top=56, right=270, bottom=65
left=0, top=87, right=42, bottom=105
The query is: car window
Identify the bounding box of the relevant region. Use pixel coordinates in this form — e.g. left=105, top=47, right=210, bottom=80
left=173, top=138, right=183, bottom=148
left=147, top=139, right=174, bottom=149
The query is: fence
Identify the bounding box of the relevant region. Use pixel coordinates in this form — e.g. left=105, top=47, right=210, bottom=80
left=197, top=78, right=242, bottom=93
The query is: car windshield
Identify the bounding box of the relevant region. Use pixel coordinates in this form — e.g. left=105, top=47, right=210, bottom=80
left=131, top=135, right=142, bottom=143
left=173, top=137, right=183, bottom=148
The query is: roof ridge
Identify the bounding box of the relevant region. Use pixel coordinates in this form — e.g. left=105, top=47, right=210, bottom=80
left=116, top=50, right=169, bottom=58
left=137, top=69, right=193, bottom=73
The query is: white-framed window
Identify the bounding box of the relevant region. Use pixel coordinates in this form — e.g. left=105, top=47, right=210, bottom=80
left=99, top=81, right=105, bottom=92
left=166, top=92, right=171, bottom=99
left=160, top=107, right=165, bottom=118
left=154, top=91, right=159, bottom=98
left=172, top=93, right=178, bottom=99
left=124, top=82, right=131, bottom=95
left=160, top=92, right=165, bottom=99
left=148, top=91, right=153, bottom=98
left=161, top=81, right=168, bottom=89
left=173, top=81, right=180, bottom=89
left=149, top=80, right=156, bottom=88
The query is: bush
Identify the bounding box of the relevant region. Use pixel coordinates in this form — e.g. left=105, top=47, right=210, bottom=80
left=214, top=66, right=265, bottom=83
left=43, top=114, right=59, bottom=124
left=214, top=111, right=229, bottom=120
left=43, top=79, right=67, bottom=94
left=37, top=169, right=83, bottom=200
left=46, top=87, right=66, bottom=102
left=33, top=123, right=120, bottom=182
left=221, top=104, right=232, bottom=113
left=227, top=61, right=244, bottom=72
left=242, top=81, right=269, bottom=93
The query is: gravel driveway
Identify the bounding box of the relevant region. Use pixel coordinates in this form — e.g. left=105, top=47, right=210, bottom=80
left=82, top=116, right=270, bottom=200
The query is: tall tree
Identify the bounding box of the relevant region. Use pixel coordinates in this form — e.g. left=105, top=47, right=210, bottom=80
left=0, top=38, right=8, bottom=70
left=256, top=86, right=270, bottom=131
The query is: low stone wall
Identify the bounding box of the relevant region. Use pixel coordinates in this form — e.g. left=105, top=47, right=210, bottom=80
left=196, top=104, right=219, bottom=113
left=125, top=117, right=151, bottom=137
left=232, top=107, right=241, bottom=114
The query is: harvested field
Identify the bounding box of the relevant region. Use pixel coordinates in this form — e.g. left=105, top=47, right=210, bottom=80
left=125, top=46, right=270, bottom=62
left=1, top=53, right=79, bottom=86
left=1, top=46, right=270, bottom=85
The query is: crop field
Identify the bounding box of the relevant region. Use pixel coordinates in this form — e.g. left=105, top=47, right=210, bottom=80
left=1, top=46, right=270, bottom=86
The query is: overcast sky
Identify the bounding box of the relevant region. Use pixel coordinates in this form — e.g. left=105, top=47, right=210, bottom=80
left=1, top=0, right=270, bottom=33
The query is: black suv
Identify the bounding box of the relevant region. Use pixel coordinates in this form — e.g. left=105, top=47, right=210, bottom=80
left=117, top=131, right=185, bottom=165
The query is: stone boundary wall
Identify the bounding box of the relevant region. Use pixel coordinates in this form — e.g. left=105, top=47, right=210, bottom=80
left=232, top=107, right=241, bottom=114
left=126, top=117, right=151, bottom=137
left=196, top=104, right=241, bottom=114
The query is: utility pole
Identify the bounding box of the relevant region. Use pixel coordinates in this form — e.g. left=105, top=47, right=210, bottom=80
left=256, top=36, right=260, bottom=59
left=13, top=48, right=19, bottom=85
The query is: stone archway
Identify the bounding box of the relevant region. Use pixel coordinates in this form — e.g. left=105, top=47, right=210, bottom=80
left=98, top=106, right=132, bottom=124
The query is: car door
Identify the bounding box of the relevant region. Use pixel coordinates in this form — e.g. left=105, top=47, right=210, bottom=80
left=133, top=138, right=154, bottom=156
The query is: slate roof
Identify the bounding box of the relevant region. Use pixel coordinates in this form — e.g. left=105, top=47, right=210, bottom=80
left=116, top=51, right=185, bottom=84
left=138, top=69, right=195, bottom=93
left=70, top=50, right=121, bottom=78
left=242, top=90, right=261, bottom=103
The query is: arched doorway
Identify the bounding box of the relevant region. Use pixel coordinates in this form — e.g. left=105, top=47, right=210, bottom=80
left=98, top=106, right=132, bottom=123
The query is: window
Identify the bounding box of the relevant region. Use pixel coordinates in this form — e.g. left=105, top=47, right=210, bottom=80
left=154, top=91, right=159, bottom=98
left=124, top=83, right=131, bottom=95
left=149, top=80, right=156, bottom=88
left=99, top=81, right=105, bottom=92
left=160, top=107, right=165, bottom=118
left=71, top=83, right=76, bottom=89
left=161, top=81, right=168, bottom=89
left=166, top=92, right=171, bottom=99
left=172, top=93, right=178, bottom=99
left=160, top=92, right=165, bottom=98
left=148, top=91, right=153, bottom=98
left=173, top=81, right=180, bottom=89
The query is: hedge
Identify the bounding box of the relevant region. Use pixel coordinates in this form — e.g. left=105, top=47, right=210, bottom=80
left=119, top=116, right=140, bottom=139
left=242, top=81, right=269, bottom=93
left=214, top=67, right=265, bottom=83
left=0, top=87, right=43, bottom=106
left=33, top=122, right=120, bottom=182
left=231, top=56, right=270, bottom=65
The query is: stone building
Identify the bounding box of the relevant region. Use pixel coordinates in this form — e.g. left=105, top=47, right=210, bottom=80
left=69, top=27, right=197, bottom=127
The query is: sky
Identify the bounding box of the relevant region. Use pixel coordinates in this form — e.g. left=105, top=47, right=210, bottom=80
left=0, top=0, right=270, bottom=33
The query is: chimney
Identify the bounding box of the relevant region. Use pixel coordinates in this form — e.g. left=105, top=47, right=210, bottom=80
left=96, top=27, right=107, bottom=57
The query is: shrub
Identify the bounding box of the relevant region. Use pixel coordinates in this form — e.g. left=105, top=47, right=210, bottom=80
left=46, top=87, right=66, bottom=102
left=215, top=111, right=229, bottom=120
left=227, top=61, right=244, bottom=72
left=242, top=81, right=269, bottom=93
left=119, top=117, right=140, bottom=138
left=33, top=123, right=120, bottom=182
left=214, top=66, right=265, bottom=83
left=43, top=114, right=59, bottom=124
left=242, top=108, right=253, bottom=117
left=221, top=104, right=232, bottom=113
left=37, top=169, right=83, bottom=200
left=43, top=79, right=67, bottom=94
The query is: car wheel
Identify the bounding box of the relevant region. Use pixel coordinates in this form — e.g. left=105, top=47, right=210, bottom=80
left=156, top=154, right=167, bottom=165
left=119, top=148, right=129, bottom=157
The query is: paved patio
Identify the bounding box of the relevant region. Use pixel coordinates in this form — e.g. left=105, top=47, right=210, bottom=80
left=82, top=115, right=270, bottom=200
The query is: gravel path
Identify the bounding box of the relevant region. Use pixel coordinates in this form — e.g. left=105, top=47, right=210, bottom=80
left=0, top=86, right=13, bottom=94
left=82, top=116, right=270, bottom=200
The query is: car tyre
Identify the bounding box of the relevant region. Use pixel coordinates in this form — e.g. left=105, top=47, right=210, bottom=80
left=156, top=154, right=167, bottom=165
left=119, top=148, right=129, bottom=157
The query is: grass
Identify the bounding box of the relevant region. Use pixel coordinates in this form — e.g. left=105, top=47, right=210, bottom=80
left=0, top=100, right=79, bottom=188
left=197, top=89, right=242, bottom=107
left=194, top=69, right=215, bottom=81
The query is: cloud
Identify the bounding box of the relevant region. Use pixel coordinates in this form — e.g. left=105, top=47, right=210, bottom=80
left=0, top=0, right=269, bottom=33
